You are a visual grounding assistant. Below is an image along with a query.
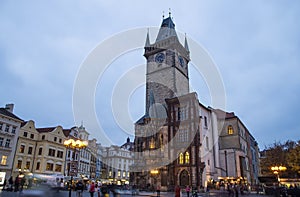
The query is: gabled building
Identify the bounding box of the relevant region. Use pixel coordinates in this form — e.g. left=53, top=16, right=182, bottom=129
left=102, top=138, right=134, bottom=185
left=12, top=121, right=67, bottom=178
left=0, top=104, right=23, bottom=182
left=215, top=109, right=259, bottom=185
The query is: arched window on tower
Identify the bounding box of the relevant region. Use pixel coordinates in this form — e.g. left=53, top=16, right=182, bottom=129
left=149, top=138, right=155, bottom=149
left=228, top=125, right=234, bottom=135
left=185, top=152, right=190, bottom=164
left=179, top=153, right=184, bottom=164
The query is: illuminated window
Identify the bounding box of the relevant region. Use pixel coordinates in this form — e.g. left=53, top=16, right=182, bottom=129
left=46, top=163, right=54, bottom=171
left=185, top=152, right=190, bottom=164
left=1, top=155, right=7, bottom=165
left=149, top=138, right=155, bottom=149
left=179, top=153, right=184, bottom=164
left=228, top=125, right=234, bottom=135
left=20, top=145, right=25, bottom=153
left=55, top=164, right=62, bottom=172
left=118, top=171, right=121, bottom=177
left=123, top=171, right=126, bottom=177
left=109, top=171, right=112, bottom=177
left=25, top=161, right=30, bottom=169
left=17, top=160, right=22, bottom=169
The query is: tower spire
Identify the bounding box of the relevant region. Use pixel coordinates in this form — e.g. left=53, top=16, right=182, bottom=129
left=184, top=33, right=189, bottom=51
left=145, top=28, right=150, bottom=47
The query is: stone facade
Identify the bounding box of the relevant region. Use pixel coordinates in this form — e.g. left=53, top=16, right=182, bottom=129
left=0, top=104, right=23, bottom=182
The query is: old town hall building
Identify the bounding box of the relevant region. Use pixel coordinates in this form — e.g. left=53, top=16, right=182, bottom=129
left=131, top=14, right=260, bottom=191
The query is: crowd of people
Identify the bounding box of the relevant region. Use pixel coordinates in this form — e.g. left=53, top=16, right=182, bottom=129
left=2, top=173, right=28, bottom=192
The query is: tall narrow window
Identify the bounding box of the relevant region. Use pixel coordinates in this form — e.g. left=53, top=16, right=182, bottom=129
left=185, top=152, right=190, bottom=164
left=0, top=137, right=3, bottom=146
left=36, top=162, right=40, bottom=170
left=19, top=145, right=25, bottom=153
left=204, top=116, right=208, bottom=128
left=17, top=160, right=22, bottom=169
left=5, top=125, right=9, bottom=132
left=179, top=153, right=184, bottom=164
left=12, top=126, right=16, bottom=134
left=149, top=138, right=155, bottom=149
left=1, top=155, right=7, bottom=165
left=228, top=125, right=234, bottom=135
left=25, top=161, right=30, bottom=169
left=5, top=139, right=10, bottom=148
left=28, top=147, right=33, bottom=154
left=38, top=147, right=43, bottom=155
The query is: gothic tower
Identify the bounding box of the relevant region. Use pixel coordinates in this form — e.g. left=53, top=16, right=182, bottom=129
left=144, top=14, right=190, bottom=118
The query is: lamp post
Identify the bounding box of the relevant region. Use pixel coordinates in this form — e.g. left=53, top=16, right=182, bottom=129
left=271, top=166, right=287, bottom=184
left=64, top=139, right=88, bottom=197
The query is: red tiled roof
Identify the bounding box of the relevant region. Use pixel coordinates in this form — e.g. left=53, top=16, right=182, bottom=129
left=36, top=127, right=56, bottom=133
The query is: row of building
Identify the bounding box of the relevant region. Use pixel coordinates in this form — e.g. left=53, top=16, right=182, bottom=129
left=0, top=14, right=261, bottom=191
left=0, top=103, right=134, bottom=185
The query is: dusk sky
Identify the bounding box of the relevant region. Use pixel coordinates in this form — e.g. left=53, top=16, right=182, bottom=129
left=1, top=1, right=299, bottom=148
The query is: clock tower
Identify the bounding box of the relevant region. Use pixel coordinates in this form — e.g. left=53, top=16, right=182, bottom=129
left=144, top=14, right=190, bottom=117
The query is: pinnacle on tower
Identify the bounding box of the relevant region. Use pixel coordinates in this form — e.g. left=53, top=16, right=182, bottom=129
left=145, top=29, right=150, bottom=47
left=184, top=33, right=190, bottom=52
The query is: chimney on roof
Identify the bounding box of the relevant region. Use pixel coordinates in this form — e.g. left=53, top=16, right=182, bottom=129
left=5, top=104, right=14, bottom=113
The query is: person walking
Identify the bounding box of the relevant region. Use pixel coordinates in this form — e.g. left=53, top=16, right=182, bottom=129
left=8, top=176, right=13, bottom=191
left=14, top=176, right=19, bottom=192
left=96, top=184, right=101, bottom=197
left=75, top=180, right=84, bottom=197
left=175, top=185, right=181, bottom=197
left=186, top=185, right=191, bottom=197
left=89, top=181, right=96, bottom=197
left=156, top=184, right=161, bottom=197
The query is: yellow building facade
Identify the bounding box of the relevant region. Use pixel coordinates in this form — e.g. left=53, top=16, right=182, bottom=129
left=12, top=120, right=67, bottom=178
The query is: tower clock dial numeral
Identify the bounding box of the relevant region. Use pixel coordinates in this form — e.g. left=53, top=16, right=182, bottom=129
left=155, top=53, right=165, bottom=63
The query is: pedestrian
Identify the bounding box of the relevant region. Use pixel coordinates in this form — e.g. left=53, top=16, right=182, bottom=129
left=76, top=180, right=84, bottom=197
left=8, top=176, right=13, bottom=191
left=186, top=185, right=191, bottom=197
left=175, top=185, right=181, bottom=197
left=96, top=184, right=101, bottom=197
left=156, top=184, right=161, bottom=197
left=234, top=184, right=239, bottom=197
left=14, top=176, right=19, bottom=192
left=20, top=176, right=25, bottom=193
left=2, top=179, right=7, bottom=190
left=89, top=181, right=95, bottom=197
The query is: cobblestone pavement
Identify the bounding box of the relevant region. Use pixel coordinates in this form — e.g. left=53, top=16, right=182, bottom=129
left=0, top=189, right=272, bottom=197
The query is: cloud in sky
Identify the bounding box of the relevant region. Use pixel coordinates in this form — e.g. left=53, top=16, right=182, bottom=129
left=1, top=0, right=300, bottom=147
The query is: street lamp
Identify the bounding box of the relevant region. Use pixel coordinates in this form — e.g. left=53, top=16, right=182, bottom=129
left=271, top=165, right=287, bottom=183
left=64, top=138, right=88, bottom=197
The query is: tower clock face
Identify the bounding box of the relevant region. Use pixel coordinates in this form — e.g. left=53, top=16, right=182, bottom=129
left=155, top=53, right=165, bottom=63
left=178, top=56, right=185, bottom=67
